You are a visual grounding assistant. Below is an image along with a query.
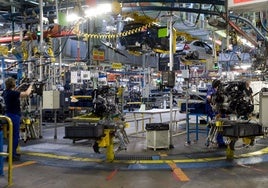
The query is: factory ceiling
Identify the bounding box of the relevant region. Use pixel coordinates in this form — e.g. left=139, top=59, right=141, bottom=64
left=0, top=0, right=266, bottom=70
left=0, top=1, right=266, bottom=50
left=0, top=0, right=226, bottom=23
left=0, top=1, right=266, bottom=23
left=0, top=0, right=227, bottom=39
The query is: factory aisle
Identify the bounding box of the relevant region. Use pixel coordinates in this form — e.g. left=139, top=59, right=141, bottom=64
left=2, top=161, right=268, bottom=188
left=1, top=111, right=268, bottom=188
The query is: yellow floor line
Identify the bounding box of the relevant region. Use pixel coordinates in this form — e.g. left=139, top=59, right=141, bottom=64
left=158, top=152, right=168, bottom=157
left=168, top=161, right=190, bottom=182
left=22, top=146, right=268, bottom=165
left=4, top=161, right=37, bottom=171
left=24, top=152, right=104, bottom=162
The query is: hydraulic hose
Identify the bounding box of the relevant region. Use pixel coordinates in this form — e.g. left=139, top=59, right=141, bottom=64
left=229, top=14, right=267, bottom=41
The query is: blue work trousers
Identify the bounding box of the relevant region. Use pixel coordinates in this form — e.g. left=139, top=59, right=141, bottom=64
left=6, top=113, right=21, bottom=156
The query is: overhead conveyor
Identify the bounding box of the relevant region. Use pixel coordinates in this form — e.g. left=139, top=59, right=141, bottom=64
left=120, top=0, right=226, bottom=15
left=229, top=14, right=267, bottom=42
left=0, top=0, right=226, bottom=25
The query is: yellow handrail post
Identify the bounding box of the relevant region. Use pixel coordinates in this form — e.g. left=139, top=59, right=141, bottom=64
left=0, top=115, right=13, bottom=186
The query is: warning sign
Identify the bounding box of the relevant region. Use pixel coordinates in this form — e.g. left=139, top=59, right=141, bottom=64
left=229, top=0, right=268, bottom=7
left=112, top=63, right=123, bottom=69
left=93, top=49, right=105, bottom=61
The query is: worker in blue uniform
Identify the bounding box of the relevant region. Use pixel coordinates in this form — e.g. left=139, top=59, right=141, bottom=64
left=206, top=79, right=226, bottom=148
left=2, top=77, right=33, bottom=161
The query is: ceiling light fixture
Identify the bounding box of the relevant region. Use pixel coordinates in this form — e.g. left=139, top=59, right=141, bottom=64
left=84, top=3, right=112, bottom=18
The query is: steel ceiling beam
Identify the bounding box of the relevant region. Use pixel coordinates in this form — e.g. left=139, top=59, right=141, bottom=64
left=120, top=0, right=226, bottom=16
left=122, top=6, right=224, bottom=16
left=0, top=0, right=227, bottom=22
left=119, top=0, right=225, bottom=6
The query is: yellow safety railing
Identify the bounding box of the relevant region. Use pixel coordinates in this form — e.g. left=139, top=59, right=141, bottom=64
left=0, top=115, right=13, bottom=186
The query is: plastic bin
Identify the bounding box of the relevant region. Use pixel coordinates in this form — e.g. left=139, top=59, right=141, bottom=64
left=222, top=123, right=263, bottom=137
left=65, top=123, right=104, bottom=139
left=145, top=123, right=169, bottom=131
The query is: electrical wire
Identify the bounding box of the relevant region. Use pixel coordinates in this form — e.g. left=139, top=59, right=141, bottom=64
left=53, top=22, right=79, bottom=58
left=179, top=3, right=202, bottom=28
left=259, top=11, right=268, bottom=33
left=138, top=2, right=163, bottom=22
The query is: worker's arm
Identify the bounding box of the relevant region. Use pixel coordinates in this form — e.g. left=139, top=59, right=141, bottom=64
left=207, top=95, right=212, bottom=103
left=20, top=84, right=33, bottom=97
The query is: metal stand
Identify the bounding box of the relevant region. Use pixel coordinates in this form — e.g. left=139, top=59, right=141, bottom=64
left=185, top=67, right=191, bottom=144
left=168, top=12, right=174, bottom=149
left=185, top=88, right=190, bottom=144
left=54, top=109, right=57, bottom=139
left=0, top=115, right=14, bottom=186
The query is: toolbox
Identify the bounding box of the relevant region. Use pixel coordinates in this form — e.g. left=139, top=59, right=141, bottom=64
left=145, top=123, right=169, bottom=131
left=222, top=122, right=263, bottom=137
left=64, top=123, right=104, bottom=139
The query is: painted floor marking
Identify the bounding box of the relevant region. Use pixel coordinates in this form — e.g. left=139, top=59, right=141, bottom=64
left=106, top=169, right=118, bottom=181
left=22, top=146, right=268, bottom=168
left=158, top=152, right=168, bottom=157
left=168, top=161, right=190, bottom=182
left=236, top=163, right=268, bottom=173
left=24, top=152, right=104, bottom=162
left=4, top=161, right=37, bottom=171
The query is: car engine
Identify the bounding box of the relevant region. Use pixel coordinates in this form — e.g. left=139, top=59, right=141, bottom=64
left=211, top=80, right=254, bottom=119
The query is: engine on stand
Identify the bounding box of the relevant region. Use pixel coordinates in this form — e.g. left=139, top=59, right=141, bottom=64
left=64, top=85, right=129, bottom=162
left=211, top=81, right=254, bottom=119
left=91, top=86, right=129, bottom=153
left=207, top=80, right=263, bottom=159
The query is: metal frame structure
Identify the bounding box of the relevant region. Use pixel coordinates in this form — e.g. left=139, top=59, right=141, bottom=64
left=0, top=115, right=13, bottom=186
left=0, top=0, right=226, bottom=23
left=120, top=0, right=226, bottom=15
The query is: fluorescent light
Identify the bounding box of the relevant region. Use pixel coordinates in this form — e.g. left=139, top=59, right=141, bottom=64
left=67, top=13, right=80, bottom=22
left=215, top=30, right=255, bottom=48
left=208, top=37, right=222, bottom=45
left=4, top=59, right=17, bottom=63
left=84, top=3, right=112, bottom=18
left=25, top=0, right=40, bottom=5
left=234, top=64, right=251, bottom=70
left=240, top=64, right=251, bottom=69
left=215, top=30, right=226, bottom=38
left=238, top=37, right=255, bottom=48
left=124, top=17, right=134, bottom=22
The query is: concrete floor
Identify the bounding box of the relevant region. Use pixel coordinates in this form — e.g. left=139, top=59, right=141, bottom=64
left=3, top=162, right=268, bottom=188
left=1, top=111, right=268, bottom=188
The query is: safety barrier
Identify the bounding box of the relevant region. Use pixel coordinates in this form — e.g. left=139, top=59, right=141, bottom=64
left=125, top=115, right=152, bottom=135
left=0, top=115, right=13, bottom=186
left=162, top=118, right=187, bottom=135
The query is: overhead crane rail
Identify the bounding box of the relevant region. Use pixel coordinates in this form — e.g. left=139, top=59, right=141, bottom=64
left=121, top=0, right=226, bottom=15
left=120, top=0, right=225, bottom=4
left=0, top=0, right=226, bottom=25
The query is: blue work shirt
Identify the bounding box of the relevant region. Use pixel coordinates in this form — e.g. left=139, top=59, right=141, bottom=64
left=206, top=86, right=216, bottom=119
left=2, top=89, right=21, bottom=115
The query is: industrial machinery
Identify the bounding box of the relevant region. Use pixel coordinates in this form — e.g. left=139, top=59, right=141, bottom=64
left=259, top=88, right=268, bottom=128
left=211, top=81, right=254, bottom=118
left=64, top=85, right=129, bottom=161
left=207, top=80, right=263, bottom=159
left=0, top=77, right=43, bottom=162
left=15, top=78, right=44, bottom=142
